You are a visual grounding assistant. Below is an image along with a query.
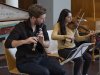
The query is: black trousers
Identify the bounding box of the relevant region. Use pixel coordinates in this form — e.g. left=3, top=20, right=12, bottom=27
left=16, top=55, right=67, bottom=75
left=58, top=47, right=92, bottom=75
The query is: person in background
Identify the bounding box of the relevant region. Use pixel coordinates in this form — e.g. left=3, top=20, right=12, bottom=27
left=5, top=4, right=67, bottom=75
left=51, top=9, right=95, bottom=75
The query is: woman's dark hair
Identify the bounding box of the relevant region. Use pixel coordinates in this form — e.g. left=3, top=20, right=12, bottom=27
left=57, top=9, right=71, bottom=35
left=28, top=4, right=46, bottom=18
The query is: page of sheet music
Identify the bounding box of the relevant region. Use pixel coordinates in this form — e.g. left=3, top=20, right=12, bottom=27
left=60, top=43, right=93, bottom=65
left=72, top=43, right=93, bottom=59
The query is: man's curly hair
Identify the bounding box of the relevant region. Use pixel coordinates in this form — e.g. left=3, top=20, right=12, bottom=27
left=28, top=4, right=46, bottom=18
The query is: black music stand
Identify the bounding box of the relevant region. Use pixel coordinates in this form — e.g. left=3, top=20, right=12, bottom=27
left=60, top=43, right=93, bottom=65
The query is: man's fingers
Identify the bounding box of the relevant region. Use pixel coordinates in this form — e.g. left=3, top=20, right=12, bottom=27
left=32, top=37, right=38, bottom=41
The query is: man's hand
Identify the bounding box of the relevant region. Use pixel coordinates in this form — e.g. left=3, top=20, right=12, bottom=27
left=11, top=37, right=38, bottom=48
left=25, top=37, right=38, bottom=44
left=37, top=30, right=44, bottom=44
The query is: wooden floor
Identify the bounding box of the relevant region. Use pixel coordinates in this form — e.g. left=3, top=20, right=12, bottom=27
left=0, top=56, right=99, bottom=75
left=63, top=60, right=99, bottom=75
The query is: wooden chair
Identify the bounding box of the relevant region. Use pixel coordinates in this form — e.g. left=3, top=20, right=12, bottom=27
left=4, top=47, right=28, bottom=75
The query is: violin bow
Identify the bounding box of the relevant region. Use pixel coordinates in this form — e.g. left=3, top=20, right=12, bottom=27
left=91, top=0, right=96, bottom=61
left=74, top=12, right=85, bottom=34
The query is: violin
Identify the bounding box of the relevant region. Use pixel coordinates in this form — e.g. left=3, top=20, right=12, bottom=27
left=67, top=11, right=85, bottom=32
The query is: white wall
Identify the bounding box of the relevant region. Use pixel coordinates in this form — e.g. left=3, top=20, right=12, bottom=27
left=37, top=0, right=71, bottom=30
left=53, top=0, right=71, bottom=25
left=38, top=0, right=53, bottom=29
left=6, top=0, right=18, bottom=7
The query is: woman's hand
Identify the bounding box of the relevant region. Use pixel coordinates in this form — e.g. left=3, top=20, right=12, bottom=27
left=88, top=31, right=95, bottom=37
left=69, top=36, right=75, bottom=42
left=66, top=36, right=75, bottom=42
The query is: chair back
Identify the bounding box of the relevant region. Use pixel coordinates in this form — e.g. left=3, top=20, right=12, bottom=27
left=47, top=30, right=58, bottom=54
left=4, top=47, right=21, bottom=74
left=4, top=48, right=17, bottom=70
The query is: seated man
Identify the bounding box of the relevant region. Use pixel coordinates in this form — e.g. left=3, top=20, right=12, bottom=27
left=5, top=4, right=67, bottom=75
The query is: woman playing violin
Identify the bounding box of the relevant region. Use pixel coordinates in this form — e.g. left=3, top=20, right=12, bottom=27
left=51, top=9, right=95, bottom=75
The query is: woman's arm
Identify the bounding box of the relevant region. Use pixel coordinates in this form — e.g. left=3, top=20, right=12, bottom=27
left=75, top=29, right=95, bottom=42
left=51, top=23, right=70, bottom=40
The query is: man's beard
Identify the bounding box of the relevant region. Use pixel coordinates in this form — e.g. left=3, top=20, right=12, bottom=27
left=35, top=20, right=41, bottom=26
left=35, top=21, right=43, bottom=27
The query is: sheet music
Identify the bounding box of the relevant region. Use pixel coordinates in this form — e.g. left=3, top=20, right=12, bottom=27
left=60, top=43, right=93, bottom=65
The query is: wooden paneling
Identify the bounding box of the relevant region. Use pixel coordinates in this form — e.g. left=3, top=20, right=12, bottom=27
left=71, top=0, right=100, bottom=18
left=80, top=18, right=95, bottom=30
left=95, top=0, right=100, bottom=18
left=19, top=0, right=37, bottom=10
left=71, top=0, right=100, bottom=30
left=0, top=0, right=5, bottom=3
